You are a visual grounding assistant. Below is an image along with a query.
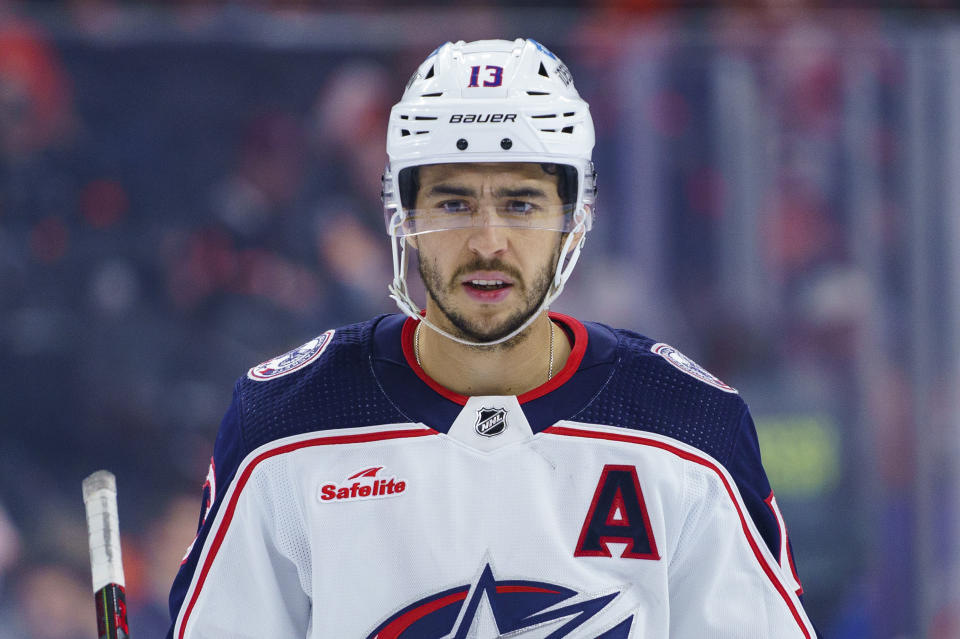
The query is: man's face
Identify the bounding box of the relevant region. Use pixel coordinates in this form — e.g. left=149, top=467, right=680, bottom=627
left=413, top=162, right=565, bottom=343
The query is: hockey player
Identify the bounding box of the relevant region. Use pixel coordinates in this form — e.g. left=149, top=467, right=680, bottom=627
left=168, top=39, right=817, bottom=638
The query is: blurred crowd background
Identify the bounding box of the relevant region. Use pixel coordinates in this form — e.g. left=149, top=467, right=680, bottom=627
left=1, top=1, right=959, bottom=638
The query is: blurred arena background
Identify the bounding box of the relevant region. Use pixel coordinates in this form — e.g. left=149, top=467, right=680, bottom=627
left=1, top=1, right=959, bottom=637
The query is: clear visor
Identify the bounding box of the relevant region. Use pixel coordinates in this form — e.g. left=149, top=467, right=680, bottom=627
left=390, top=162, right=580, bottom=237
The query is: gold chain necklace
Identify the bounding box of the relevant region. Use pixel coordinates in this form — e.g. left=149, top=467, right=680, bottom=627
left=414, top=320, right=556, bottom=382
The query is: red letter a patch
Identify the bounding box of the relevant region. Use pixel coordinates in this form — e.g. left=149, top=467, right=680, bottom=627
left=575, top=465, right=660, bottom=560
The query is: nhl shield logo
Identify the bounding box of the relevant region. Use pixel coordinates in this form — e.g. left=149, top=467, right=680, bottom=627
left=475, top=407, right=508, bottom=437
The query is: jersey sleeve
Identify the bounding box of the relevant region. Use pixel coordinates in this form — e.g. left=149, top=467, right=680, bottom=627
left=666, top=405, right=817, bottom=638
left=726, top=407, right=807, bottom=597
left=166, top=384, right=311, bottom=639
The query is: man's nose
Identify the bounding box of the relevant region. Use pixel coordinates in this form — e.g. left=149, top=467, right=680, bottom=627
left=466, top=204, right=507, bottom=257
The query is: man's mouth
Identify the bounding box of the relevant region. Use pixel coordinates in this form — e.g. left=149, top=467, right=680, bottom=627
left=465, top=279, right=511, bottom=291
left=459, top=272, right=516, bottom=302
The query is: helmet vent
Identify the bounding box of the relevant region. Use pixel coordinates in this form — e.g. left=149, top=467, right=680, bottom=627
left=401, top=129, right=410, bottom=136
left=526, top=91, right=550, bottom=96
left=564, top=112, right=575, bottom=117
left=422, top=92, right=444, bottom=97
left=400, top=114, right=409, bottom=120
left=424, top=65, right=435, bottom=79
left=414, top=116, right=437, bottom=120
left=531, top=114, right=557, bottom=119
left=538, top=62, right=550, bottom=78
left=536, top=126, right=575, bottom=134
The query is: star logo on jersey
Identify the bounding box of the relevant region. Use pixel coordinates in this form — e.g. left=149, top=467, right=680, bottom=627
left=475, top=407, right=508, bottom=437
left=367, top=563, right=633, bottom=639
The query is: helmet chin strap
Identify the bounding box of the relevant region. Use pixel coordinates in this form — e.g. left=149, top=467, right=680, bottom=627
left=388, top=213, right=587, bottom=348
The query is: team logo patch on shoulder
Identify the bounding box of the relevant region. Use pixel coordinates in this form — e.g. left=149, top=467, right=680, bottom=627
left=247, top=330, right=334, bottom=381
left=651, top=342, right=738, bottom=394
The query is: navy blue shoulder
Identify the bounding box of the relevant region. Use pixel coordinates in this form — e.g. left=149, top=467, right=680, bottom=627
left=235, top=315, right=408, bottom=452
left=167, top=317, right=407, bottom=634
left=574, top=328, right=806, bottom=586
left=572, top=327, right=747, bottom=465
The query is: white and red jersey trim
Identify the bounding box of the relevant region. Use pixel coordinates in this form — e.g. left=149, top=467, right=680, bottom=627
left=543, top=421, right=817, bottom=639
left=173, top=423, right=438, bottom=639
left=765, top=492, right=804, bottom=596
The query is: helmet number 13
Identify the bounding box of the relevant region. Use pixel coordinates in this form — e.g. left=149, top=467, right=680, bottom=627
left=468, top=65, right=504, bottom=88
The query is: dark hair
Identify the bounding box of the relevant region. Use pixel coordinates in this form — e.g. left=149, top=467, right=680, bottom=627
left=541, top=163, right=578, bottom=208
left=398, top=163, right=578, bottom=210
left=399, top=166, right=421, bottom=211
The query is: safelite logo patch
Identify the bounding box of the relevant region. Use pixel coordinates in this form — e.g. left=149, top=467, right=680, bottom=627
left=318, top=466, right=407, bottom=503
left=248, top=330, right=334, bottom=381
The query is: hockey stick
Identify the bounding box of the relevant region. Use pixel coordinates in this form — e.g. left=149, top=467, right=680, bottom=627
left=82, top=470, right=131, bottom=639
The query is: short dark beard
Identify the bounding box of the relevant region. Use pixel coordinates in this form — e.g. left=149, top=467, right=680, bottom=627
left=418, top=246, right=560, bottom=346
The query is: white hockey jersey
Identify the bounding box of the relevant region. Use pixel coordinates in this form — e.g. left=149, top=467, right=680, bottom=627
left=167, top=313, right=817, bottom=638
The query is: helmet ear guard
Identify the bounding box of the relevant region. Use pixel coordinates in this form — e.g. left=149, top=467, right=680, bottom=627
left=383, top=39, right=597, bottom=347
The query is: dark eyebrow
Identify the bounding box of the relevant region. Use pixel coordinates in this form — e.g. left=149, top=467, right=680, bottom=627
left=425, top=184, right=549, bottom=199
left=493, top=186, right=548, bottom=199
left=427, top=184, right=476, bottom=198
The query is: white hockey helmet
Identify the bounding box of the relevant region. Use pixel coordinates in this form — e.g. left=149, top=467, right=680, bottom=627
left=382, top=38, right=597, bottom=346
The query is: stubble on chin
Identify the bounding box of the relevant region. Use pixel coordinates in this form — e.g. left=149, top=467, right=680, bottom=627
left=417, top=255, right=555, bottom=347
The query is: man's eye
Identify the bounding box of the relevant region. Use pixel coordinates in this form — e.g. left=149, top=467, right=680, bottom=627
left=439, top=200, right=471, bottom=213
left=504, top=201, right=535, bottom=214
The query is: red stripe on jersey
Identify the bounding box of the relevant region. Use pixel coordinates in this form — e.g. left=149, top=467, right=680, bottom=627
left=177, top=427, right=437, bottom=639
left=518, top=312, right=587, bottom=403
left=401, top=317, right=466, bottom=405
left=765, top=491, right=804, bottom=596
left=401, top=312, right=588, bottom=406
left=543, top=424, right=813, bottom=639
left=376, top=590, right=467, bottom=639
left=375, top=585, right=559, bottom=638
